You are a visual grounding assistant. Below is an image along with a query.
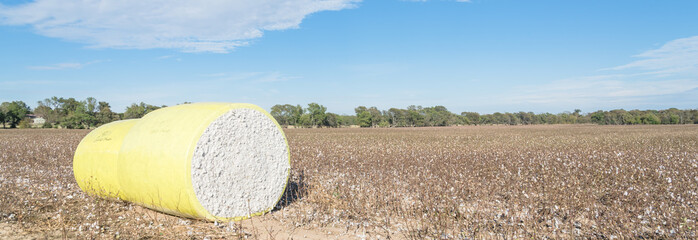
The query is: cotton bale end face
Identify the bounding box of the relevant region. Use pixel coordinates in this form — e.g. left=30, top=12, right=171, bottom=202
left=73, top=103, right=291, bottom=221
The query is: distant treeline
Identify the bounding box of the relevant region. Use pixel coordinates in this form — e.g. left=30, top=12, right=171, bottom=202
left=0, top=97, right=164, bottom=129
left=1, top=97, right=696, bottom=129
left=271, top=104, right=698, bottom=128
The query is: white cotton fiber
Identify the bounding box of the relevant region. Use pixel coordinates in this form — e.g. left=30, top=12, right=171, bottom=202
left=191, top=108, right=290, bottom=218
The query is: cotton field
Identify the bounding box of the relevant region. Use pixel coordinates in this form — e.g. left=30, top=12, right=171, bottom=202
left=1, top=125, right=697, bottom=239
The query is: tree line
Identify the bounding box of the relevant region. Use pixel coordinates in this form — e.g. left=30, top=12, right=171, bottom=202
left=271, top=104, right=697, bottom=128
left=0, top=97, right=164, bottom=129
left=1, top=97, right=696, bottom=129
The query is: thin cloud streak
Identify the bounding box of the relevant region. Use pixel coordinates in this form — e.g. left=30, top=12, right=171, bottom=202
left=27, top=60, right=104, bottom=70
left=509, top=78, right=698, bottom=104
left=201, top=71, right=300, bottom=83
left=27, top=62, right=84, bottom=70
left=608, top=36, right=698, bottom=72
left=504, top=35, right=698, bottom=110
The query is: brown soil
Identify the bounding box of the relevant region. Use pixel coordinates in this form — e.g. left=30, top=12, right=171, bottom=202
left=2, top=126, right=697, bottom=239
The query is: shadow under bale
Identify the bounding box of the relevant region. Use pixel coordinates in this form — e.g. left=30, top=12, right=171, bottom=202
left=273, top=170, right=307, bottom=210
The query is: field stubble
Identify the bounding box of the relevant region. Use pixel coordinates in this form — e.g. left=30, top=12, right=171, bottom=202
left=1, top=125, right=697, bottom=239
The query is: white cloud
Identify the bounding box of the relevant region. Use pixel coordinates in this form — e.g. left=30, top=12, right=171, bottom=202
left=201, top=71, right=300, bottom=83
left=0, top=0, right=359, bottom=53
left=608, top=36, right=698, bottom=73
left=254, top=72, right=301, bottom=83
left=27, top=60, right=103, bottom=70
left=157, top=55, right=181, bottom=61
left=509, top=78, right=698, bottom=105
left=27, top=62, right=84, bottom=70
left=405, top=0, right=470, bottom=2
left=506, top=36, right=698, bottom=110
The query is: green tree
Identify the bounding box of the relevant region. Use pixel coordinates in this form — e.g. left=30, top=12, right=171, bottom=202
left=355, top=106, right=372, bottom=127
left=271, top=104, right=310, bottom=127
left=462, top=112, right=480, bottom=125
left=47, top=96, right=61, bottom=109
left=423, top=106, right=452, bottom=126
left=487, top=112, right=502, bottom=124
left=36, top=98, right=61, bottom=124
left=544, top=113, right=559, bottom=124
left=325, top=113, right=340, bottom=128
left=641, top=113, right=660, bottom=124
left=591, top=111, right=605, bottom=124
left=339, top=115, right=357, bottom=126
left=61, top=103, right=96, bottom=129
left=57, top=98, right=82, bottom=116
left=356, top=111, right=371, bottom=127
left=622, top=112, right=637, bottom=124
left=517, top=112, right=533, bottom=125
left=123, top=103, right=143, bottom=119
left=368, top=107, right=382, bottom=127
left=0, top=104, right=6, bottom=128
left=299, top=114, right=312, bottom=128
left=33, top=104, right=54, bottom=124
left=85, top=97, right=97, bottom=114
left=271, top=104, right=290, bottom=126
left=18, top=119, right=32, bottom=128
left=306, top=103, right=327, bottom=127
left=124, top=102, right=161, bottom=119
left=291, top=105, right=304, bottom=126
left=406, top=105, right=424, bottom=127
left=2, top=101, right=31, bottom=128
left=96, top=101, right=118, bottom=125
left=388, top=108, right=409, bottom=127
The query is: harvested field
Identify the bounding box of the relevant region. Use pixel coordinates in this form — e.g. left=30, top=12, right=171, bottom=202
left=1, top=125, right=697, bottom=239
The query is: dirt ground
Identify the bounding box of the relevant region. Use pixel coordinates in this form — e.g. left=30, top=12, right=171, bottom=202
left=2, top=126, right=697, bottom=239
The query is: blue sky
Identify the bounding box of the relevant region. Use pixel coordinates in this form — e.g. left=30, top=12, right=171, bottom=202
left=1, top=0, right=697, bottom=114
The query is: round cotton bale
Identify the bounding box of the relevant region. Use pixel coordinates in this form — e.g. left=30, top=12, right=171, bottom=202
left=73, top=103, right=290, bottom=221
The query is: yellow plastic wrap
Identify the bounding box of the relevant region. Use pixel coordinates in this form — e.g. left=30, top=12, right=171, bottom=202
left=73, top=119, right=138, bottom=199
left=73, top=103, right=290, bottom=221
